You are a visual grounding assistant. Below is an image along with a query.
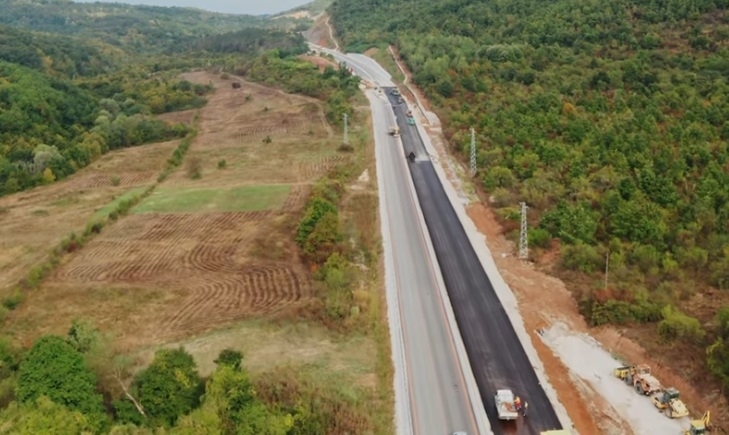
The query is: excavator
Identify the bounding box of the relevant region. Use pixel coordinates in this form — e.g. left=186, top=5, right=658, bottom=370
left=684, top=411, right=711, bottom=435
left=652, top=387, right=689, bottom=418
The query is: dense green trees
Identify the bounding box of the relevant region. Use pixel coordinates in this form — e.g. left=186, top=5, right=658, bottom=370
left=0, top=0, right=268, bottom=54
left=113, top=348, right=201, bottom=428
left=330, top=0, right=729, bottom=396
left=0, top=330, right=367, bottom=434
left=17, top=336, right=106, bottom=427
left=0, top=60, right=194, bottom=197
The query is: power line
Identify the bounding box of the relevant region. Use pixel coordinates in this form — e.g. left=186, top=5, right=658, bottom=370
left=518, top=202, right=529, bottom=260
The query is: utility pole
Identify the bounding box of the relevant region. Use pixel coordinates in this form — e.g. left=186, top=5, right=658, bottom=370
left=469, top=127, right=477, bottom=178
left=604, top=249, right=610, bottom=291
left=518, top=202, right=529, bottom=260
left=342, top=113, right=349, bottom=146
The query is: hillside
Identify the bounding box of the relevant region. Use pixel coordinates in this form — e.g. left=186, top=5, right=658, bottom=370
left=329, top=0, right=729, bottom=408
left=0, top=0, right=281, bottom=52
left=0, top=7, right=310, bottom=198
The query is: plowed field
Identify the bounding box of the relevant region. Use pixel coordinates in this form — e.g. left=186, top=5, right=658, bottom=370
left=0, top=140, right=178, bottom=293
left=6, top=71, right=344, bottom=348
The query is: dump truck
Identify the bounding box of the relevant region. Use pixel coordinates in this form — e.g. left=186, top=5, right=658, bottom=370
left=388, top=126, right=400, bottom=137
left=651, top=388, right=689, bottom=418
left=614, top=364, right=662, bottom=395
left=685, top=411, right=711, bottom=435
left=494, top=389, right=519, bottom=420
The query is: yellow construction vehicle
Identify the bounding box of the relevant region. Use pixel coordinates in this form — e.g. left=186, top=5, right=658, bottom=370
left=684, top=411, right=712, bottom=435
left=613, top=363, right=662, bottom=395
left=652, top=388, right=689, bottom=418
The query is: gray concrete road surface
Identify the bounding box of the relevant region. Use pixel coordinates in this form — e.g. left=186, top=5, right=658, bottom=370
left=386, top=88, right=563, bottom=435
left=370, top=90, right=479, bottom=435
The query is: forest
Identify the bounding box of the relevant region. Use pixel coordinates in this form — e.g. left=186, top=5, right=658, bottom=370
left=329, top=0, right=729, bottom=396
left=0, top=7, right=311, bottom=198
left=0, top=0, right=271, bottom=53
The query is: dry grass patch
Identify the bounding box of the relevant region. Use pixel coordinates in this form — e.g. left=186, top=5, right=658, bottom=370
left=0, top=140, right=178, bottom=294
left=162, top=72, right=343, bottom=188
left=6, top=209, right=314, bottom=348
left=138, top=320, right=377, bottom=384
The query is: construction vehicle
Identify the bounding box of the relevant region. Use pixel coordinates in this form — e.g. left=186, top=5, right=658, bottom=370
left=613, top=364, right=662, bottom=395
left=494, top=389, right=519, bottom=420
left=388, top=126, right=400, bottom=137
left=685, top=411, right=711, bottom=435
left=406, top=110, right=415, bottom=125
left=651, top=388, right=689, bottom=418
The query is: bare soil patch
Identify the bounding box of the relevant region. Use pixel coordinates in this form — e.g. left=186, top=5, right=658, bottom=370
left=304, top=13, right=337, bottom=48
left=0, top=140, right=177, bottom=293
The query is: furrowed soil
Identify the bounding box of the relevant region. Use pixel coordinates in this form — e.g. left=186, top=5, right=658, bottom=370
left=0, top=141, right=177, bottom=294
left=4, top=72, right=360, bottom=363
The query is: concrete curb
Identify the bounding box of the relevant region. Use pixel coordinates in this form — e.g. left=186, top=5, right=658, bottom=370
left=412, top=112, right=578, bottom=434
left=392, top=106, right=492, bottom=435
left=368, top=91, right=414, bottom=435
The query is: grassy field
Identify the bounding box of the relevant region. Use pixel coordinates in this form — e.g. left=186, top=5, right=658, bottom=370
left=133, top=185, right=291, bottom=213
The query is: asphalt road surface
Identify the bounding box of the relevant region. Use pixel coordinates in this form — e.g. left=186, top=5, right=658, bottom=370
left=370, top=90, right=479, bottom=435
left=385, top=88, right=564, bottom=435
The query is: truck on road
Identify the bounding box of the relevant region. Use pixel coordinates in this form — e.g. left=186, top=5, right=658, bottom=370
left=494, top=389, right=519, bottom=420
left=406, top=110, right=415, bottom=125
left=388, top=126, right=400, bottom=137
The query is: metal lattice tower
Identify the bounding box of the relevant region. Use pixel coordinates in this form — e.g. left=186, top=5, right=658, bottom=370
left=469, top=127, right=477, bottom=177
left=342, top=113, right=349, bottom=146
left=518, top=202, right=529, bottom=259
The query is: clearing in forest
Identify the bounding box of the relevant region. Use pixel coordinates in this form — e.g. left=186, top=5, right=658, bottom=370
left=7, top=71, right=354, bottom=352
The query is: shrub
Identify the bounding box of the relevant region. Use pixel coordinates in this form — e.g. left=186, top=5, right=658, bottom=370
left=186, top=156, right=202, bottom=179
left=110, top=175, right=121, bottom=186
left=217, top=159, right=227, bottom=169
left=658, top=305, right=705, bottom=343
left=296, top=197, right=338, bottom=246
